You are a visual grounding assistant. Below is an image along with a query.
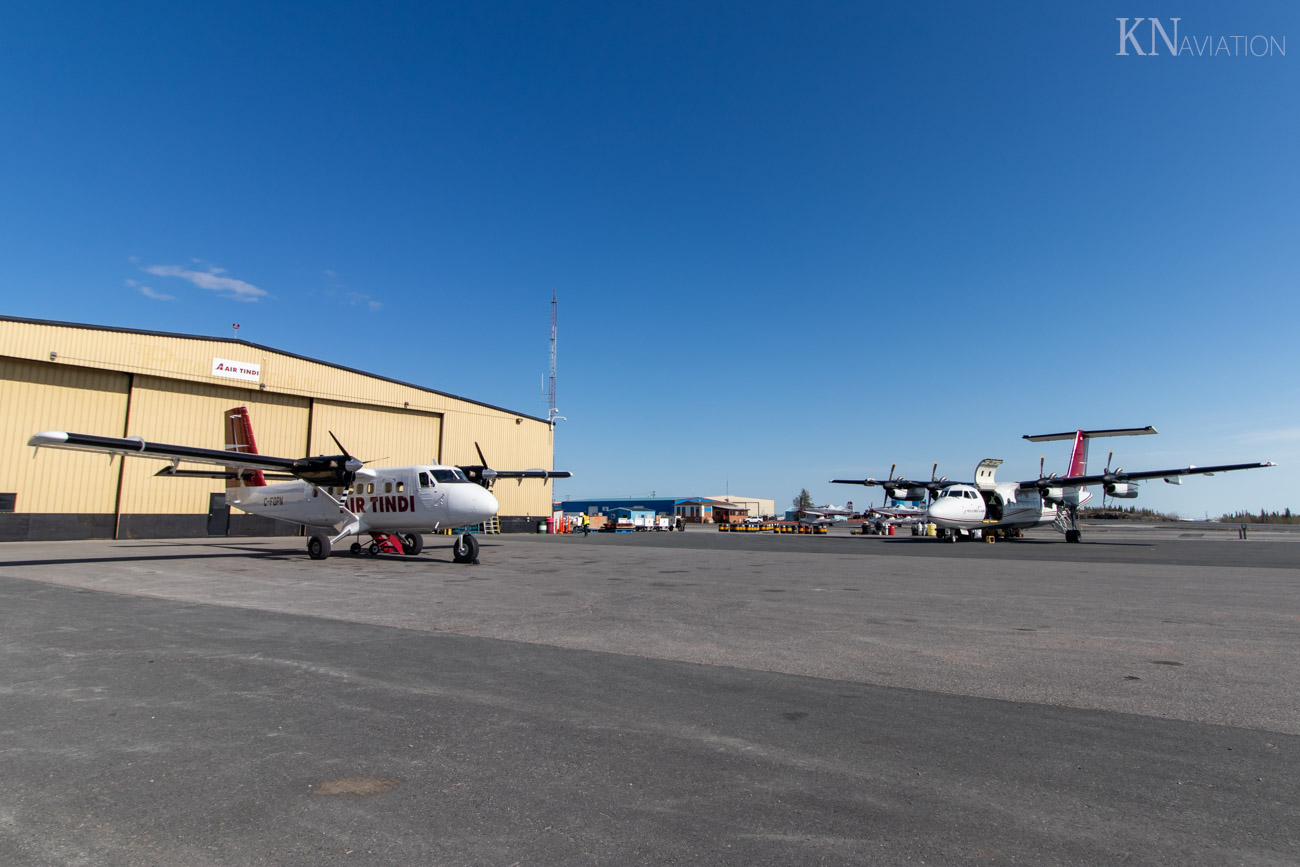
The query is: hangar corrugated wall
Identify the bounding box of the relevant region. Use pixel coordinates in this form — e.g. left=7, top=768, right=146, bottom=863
left=0, top=316, right=559, bottom=540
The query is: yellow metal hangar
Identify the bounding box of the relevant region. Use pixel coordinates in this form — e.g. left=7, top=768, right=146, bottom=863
left=0, top=315, right=561, bottom=540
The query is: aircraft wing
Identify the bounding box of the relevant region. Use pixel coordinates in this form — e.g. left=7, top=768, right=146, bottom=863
left=29, top=430, right=360, bottom=486
left=1016, top=461, right=1276, bottom=490
left=866, top=506, right=927, bottom=518
left=830, top=477, right=961, bottom=492
left=489, top=469, right=573, bottom=481
left=466, top=468, right=573, bottom=487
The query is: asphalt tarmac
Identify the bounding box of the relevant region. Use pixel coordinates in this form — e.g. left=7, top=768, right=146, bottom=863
left=1, top=525, right=1297, bottom=865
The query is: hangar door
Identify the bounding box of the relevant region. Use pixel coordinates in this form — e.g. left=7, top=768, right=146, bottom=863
left=308, top=401, right=441, bottom=469
left=0, top=358, right=130, bottom=515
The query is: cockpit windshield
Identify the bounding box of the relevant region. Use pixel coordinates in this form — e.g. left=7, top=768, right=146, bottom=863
left=431, top=468, right=470, bottom=483
left=420, top=468, right=471, bottom=486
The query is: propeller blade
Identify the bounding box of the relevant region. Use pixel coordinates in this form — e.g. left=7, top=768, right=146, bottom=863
left=325, top=431, right=363, bottom=474
left=475, top=441, right=488, bottom=466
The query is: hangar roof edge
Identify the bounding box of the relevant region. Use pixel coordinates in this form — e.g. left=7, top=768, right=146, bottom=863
left=0, top=314, right=550, bottom=424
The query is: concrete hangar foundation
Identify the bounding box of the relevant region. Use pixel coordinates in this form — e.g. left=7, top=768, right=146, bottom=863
left=0, top=316, right=562, bottom=541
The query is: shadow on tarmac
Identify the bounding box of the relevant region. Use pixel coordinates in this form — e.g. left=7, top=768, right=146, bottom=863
left=0, top=540, right=498, bottom=569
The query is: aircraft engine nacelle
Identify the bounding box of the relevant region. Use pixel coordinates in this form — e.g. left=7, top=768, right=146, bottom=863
left=292, top=455, right=361, bottom=488
left=1105, top=482, right=1140, bottom=499
left=1042, top=486, right=1066, bottom=503
left=890, top=487, right=926, bottom=502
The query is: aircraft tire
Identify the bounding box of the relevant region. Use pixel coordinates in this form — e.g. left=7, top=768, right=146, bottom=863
left=350, top=542, right=362, bottom=556
left=1065, top=530, right=1081, bottom=543
left=453, top=533, right=480, bottom=564
left=307, top=533, right=331, bottom=560
left=369, top=540, right=381, bottom=556
left=401, top=533, right=424, bottom=556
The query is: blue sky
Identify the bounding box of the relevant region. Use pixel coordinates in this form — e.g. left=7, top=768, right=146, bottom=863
left=2, top=2, right=1296, bottom=517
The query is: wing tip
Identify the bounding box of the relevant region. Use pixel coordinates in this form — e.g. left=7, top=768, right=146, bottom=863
left=28, top=431, right=70, bottom=447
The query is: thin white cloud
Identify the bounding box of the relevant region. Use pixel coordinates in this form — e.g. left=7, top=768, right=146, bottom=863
left=139, top=285, right=175, bottom=302
left=345, top=291, right=383, bottom=312
left=319, top=269, right=382, bottom=312
left=143, top=262, right=267, bottom=302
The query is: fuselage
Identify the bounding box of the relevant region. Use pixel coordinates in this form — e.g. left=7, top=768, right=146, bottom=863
left=227, top=464, right=499, bottom=532
left=926, top=484, right=1092, bottom=532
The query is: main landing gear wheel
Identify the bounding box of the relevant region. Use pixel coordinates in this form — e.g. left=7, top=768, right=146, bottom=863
left=452, top=533, right=480, bottom=564
left=1065, top=529, right=1082, bottom=543
left=401, top=533, right=423, bottom=556
left=307, top=533, right=332, bottom=560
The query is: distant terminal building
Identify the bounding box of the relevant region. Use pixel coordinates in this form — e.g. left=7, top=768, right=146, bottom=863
left=559, top=495, right=773, bottom=523
left=706, top=495, right=776, bottom=519
left=0, top=316, right=562, bottom=540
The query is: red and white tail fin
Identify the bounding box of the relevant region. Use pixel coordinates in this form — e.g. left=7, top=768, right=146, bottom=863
left=224, top=406, right=266, bottom=488
left=1066, top=432, right=1090, bottom=478
left=1024, top=427, right=1158, bottom=478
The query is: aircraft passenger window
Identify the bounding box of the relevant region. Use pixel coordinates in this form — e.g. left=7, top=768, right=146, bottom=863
left=396, top=482, right=405, bottom=493
left=366, top=483, right=374, bottom=494
left=419, top=472, right=432, bottom=487
left=384, top=482, right=392, bottom=494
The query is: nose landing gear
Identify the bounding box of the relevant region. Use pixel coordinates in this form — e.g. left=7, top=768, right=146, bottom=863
left=453, top=532, right=480, bottom=564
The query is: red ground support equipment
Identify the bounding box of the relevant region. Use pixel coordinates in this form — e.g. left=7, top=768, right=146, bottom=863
left=371, top=533, right=405, bottom=555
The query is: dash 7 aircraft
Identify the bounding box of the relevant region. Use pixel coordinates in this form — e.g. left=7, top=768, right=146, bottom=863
left=29, top=406, right=571, bottom=563
left=833, top=427, right=1274, bottom=543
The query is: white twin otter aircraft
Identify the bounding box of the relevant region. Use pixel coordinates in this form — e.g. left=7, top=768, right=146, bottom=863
left=833, top=426, right=1274, bottom=543
left=30, top=406, right=570, bottom=563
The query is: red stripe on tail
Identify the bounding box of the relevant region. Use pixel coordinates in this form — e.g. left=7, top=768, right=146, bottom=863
left=224, top=406, right=266, bottom=488
left=1066, top=431, right=1090, bottom=478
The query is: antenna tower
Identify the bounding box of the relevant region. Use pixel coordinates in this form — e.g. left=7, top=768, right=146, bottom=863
left=545, top=290, right=565, bottom=428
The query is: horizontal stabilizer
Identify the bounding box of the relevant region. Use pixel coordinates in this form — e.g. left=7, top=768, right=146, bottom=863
left=1023, top=426, right=1158, bottom=443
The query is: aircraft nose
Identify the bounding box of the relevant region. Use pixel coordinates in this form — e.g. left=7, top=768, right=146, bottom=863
left=450, top=484, right=499, bottom=526
left=927, top=499, right=956, bottom=524
left=475, top=485, right=500, bottom=520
